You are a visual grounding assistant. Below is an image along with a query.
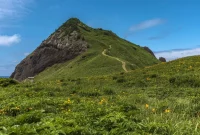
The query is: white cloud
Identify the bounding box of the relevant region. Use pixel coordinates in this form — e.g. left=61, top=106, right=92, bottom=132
left=0, top=0, right=34, bottom=46
left=155, top=47, right=200, bottom=61
left=0, top=34, right=21, bottom=46
left=130, top=18, right=165, bottom=32
left=24, top=52, right=30, bottom=56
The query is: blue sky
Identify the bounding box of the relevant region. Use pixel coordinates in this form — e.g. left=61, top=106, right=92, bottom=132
left=0, top=0, right=200, bottom=76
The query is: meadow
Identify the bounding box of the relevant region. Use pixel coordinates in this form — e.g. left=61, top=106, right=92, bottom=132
left=1, top=55, right=200, bottom=134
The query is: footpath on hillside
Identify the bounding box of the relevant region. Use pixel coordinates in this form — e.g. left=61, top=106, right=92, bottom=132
left=102, top=45, right=128, bottom=72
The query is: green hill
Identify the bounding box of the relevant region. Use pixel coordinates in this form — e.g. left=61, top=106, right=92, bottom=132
left=1, top=56, right=200, bottom=134
left=34, top=18, right=159, bottom=81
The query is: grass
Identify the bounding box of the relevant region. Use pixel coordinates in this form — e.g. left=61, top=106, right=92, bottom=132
left=1, top=56, right=200, bottom=134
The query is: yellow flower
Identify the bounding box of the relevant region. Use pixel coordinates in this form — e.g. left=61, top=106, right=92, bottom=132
left=99, top=98, right=106, bottom=104
left=165, top=109, right=170, bottom=113
left=67, top=98, right=70, bottom=102
left=64, top=98, right=71, bottom=105
left=145, top=104, right=149, bottom=109
left=15, top=107, right=20, bottom=110
left=99, top=101, right=103, bottom=105
left=152, top=108, right=156, bottom=112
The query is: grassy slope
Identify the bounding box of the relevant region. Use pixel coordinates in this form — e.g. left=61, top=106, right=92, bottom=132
left=35, top=19, right=159, bottom=81
left=1, top=56, right=200, bottom=134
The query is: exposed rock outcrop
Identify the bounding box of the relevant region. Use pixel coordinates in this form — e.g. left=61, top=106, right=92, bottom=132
left=159, top=57, right=166, bottom=62
left=11, top=26, right=88, bottom=81
left=143, top=46, right=156, bottom=58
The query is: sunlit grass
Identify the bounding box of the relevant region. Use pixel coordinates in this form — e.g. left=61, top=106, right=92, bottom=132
left=1, top=56, right=200, bottom=134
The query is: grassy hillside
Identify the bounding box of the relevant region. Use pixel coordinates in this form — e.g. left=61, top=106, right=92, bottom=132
left=1, top=56, right=200, bottom=134
left=35, top=18, right=159, bottom=81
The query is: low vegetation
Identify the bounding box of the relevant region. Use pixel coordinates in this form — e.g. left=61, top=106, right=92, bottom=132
left=1, top=56, right=200, bottom=134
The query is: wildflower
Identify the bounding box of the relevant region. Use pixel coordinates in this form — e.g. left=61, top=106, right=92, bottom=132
left=152, top=108, right=156, bottom=112
left=99, top=98, right=106, bottom=104
left=165, top=109, right=170, bottom=113
left=64, top=98, right=71, bottom=105
left=146, top=78, right=151, bottom=81
left=67, top=98, right=70, bottom=103
left=145, top=104, right=149, bottom=109
left=15, top=107, right=20, bottom=110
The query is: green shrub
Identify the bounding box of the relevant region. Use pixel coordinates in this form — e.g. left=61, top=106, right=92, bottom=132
left=147, top=123, right=172, bottom=135
left=0, top=78, right=18, bottom=87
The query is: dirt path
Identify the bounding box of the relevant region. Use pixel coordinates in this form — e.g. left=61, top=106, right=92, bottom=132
left=102, top=45, right=128, bottom=72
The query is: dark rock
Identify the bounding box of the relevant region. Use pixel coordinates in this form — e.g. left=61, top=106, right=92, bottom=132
left=159, top=57, right=166, bottom=62
left=11, top=29, right=88, bottom=81
left=143, top=46, right=156, bottom=58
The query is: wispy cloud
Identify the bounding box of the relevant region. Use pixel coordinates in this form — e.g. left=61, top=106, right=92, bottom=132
left=0, top=34, right=21, bottom=46
left=129, top=18, right=165, bottom=32
left=155, top=47, right=200, bottom=61
left=125, top=18, right=166, bottom=38
left=0, top=0, right=33, bottom=20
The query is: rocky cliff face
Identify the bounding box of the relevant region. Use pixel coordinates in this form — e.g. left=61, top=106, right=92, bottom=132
left=143, top=46, right=156, bottom=58
left=11, top=28, right=88, bottom=81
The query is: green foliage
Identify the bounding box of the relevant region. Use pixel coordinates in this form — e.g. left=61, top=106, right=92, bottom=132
left=0, top=78, right=18, bottom=87
left=103, top=87, right=115, bottom=95
left=169, top=75, right=200, bottom=87
left=78, top=88, right=102, bottom=97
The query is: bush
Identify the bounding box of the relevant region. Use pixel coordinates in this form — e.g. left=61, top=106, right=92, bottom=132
left=0, top=78, right=18, bottom=87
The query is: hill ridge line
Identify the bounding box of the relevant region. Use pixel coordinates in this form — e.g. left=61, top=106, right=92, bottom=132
left=102, top=45, right=128, bottom=72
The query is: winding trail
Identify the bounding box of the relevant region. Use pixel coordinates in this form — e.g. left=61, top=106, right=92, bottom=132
left=102, top=45, right=128, bottom=72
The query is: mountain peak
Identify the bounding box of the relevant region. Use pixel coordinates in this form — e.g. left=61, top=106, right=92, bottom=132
left=66, top=18, right=81, bottom=23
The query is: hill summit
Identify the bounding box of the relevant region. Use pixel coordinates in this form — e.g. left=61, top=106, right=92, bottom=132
left=11, top=18, right=159, bottom=81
